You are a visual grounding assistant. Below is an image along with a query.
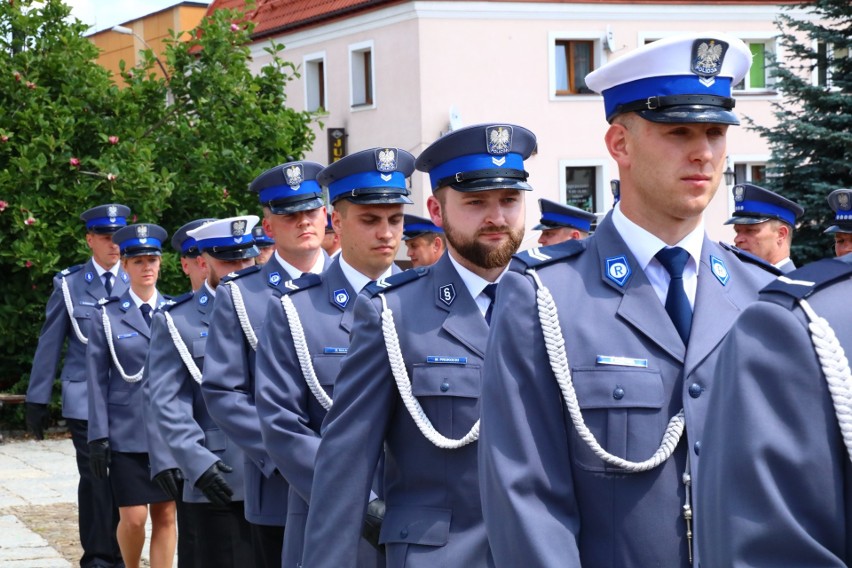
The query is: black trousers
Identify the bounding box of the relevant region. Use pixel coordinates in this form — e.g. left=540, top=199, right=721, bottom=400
left=182, top=500, right=253, bottom=568
left=250, top=522, right=284, bottom=568
left=176, top=496, right=196, bottom=568
left=68, top=418, right=123, bottom=568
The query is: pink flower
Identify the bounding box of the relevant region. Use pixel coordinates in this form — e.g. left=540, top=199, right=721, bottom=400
left=108, top=136, right=119, bottom=145
left=0, top=200, right=7, bottom=212
left=0, top=135, right=8, bottom=143
left=106, top=173, right=117, bottom=182
left=26, top=81, right=35, bottom=89
left=13, top=71, right=20, bottom=82
left=69, top=157, right=80, bottom=168
left=222, top=188, right=230, bottom=199
left=131, top=214, right=138, bottom=222
left=230, top=23, right=239, bottom=32
left=25, top=260, right=32, bottom=268
left=24, top=216, right=36, bottom=225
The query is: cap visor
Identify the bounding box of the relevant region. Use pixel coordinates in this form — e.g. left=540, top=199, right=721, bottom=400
left=824, top=225, right=852, bottom=235
left=268, top=196, right=324, bottom=215
left=206, top=246, right=260, bottom=261
left=447, top=178, right=533, bottom=192
left=636, top=106, right=740, bottom=126
left=336, top=194, right=414, bottom=205
left=122, top=249, right=162, bottom=258
left=89, top=225, right=124, bottom=234
left=724, top=216, right=770, bottom=226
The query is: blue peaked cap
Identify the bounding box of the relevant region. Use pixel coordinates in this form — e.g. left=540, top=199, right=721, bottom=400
left=403, top=213, right=443, bottom=241
left=533, top=199, right=596, bottom=233
left=113, top=223, right=168, bottom=257
left=252, top=225, right=275, bottom=247
left=824, top=188, right=852, bottom=235
left=171, top=218, right=216, bottom=257
left=80, top=204, right=131, bottom=234
left=318, top=148, right=414, bottom=205
left=250, top=161, right=325, bottom=215
left=725, top=183, right=804, bottom=226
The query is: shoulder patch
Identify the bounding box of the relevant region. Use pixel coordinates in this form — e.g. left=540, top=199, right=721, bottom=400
left=58, top=264, right=84, bottom=278
left=364, top=267, right=429, bottom=297
left=221, top=264, right=261, bottom=284
left=161, top=291, right=194, bottom=311
left=761, top=257, right=852, bottom=301
left=282, top=273, right=323, bottom=295
left=718, top=242, right=782, bottom=276
left=513, top=239, right=586, bottom=270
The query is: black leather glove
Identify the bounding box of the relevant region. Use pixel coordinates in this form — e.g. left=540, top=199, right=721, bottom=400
left=153, top=468, right=184, bottom=501
left=89, top=438, right=111, bottom=479
left=195, top=461, right=234, bottom=507
left=362, top=498, right=385, bottom=551
left=25, top=403, right=49, bottom=440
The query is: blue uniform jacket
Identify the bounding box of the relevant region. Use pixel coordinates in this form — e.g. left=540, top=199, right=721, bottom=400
left=201, top=253, right=331, bottom=525
left=697, top=255, right=852, bottom=566
left=301, top=253, right=493, bottom=568
left=147, top=288, right=246, bottom=503
left=28, top=259, right=129, bottom=420
left=477, top=213, right=775, bottom=568
left=256, top=258, right=395, bottom=567
left=86, top=290, right=167, bottom=452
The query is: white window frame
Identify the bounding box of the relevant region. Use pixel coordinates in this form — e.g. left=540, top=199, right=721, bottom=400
left=548, top=31, right=603, bottom=102
left=303, top=51, right=327, bottom=113
left=813, top=39, right=848, bottom=90
left=558, top=159, right=612, bottom=214
left=349, top=40, right=375, bottom=110
left=725, top=155, right=769, bottom=216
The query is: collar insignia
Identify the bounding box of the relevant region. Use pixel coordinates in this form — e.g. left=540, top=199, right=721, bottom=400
left=605, top=255, right=632, bottom=287
left=333, top=288, right=349, bottom=308
left=710, top=255, right=730, bottom=286
left=439, top=283, right=456, bottom=306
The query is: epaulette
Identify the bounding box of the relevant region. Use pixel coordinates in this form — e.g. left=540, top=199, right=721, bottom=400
left=761, top=257, right=852, bottom=301
left=281, top=273, right=323, bottom=295
left=221, top=264, right=261, bottom=284
left=718, top=242, right=782, bottom=276
left=364, top=266, right=430, bottom=297
left=58, top=264, right=84, bottom=278
left=512, top=239, right=586, bottom=270
left=98, top=296, right=120, bottom=306
left=160, top=291, right=194, bottom=311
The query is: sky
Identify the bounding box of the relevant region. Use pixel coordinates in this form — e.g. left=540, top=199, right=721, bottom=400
left=64, top=0, right=212, bottom=34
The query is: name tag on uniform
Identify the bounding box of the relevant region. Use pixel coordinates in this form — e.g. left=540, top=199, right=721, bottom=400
left=323, top=347, right=348, bottom=355
left=426, top=356, right=467, bottom=365
left=79, top=301, right=97, bottom=307
left=596, top=355, right=648, bottom=368
left=117, top=332, right=139, bottom=340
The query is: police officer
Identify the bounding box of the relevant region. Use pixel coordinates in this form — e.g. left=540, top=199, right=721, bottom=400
left=534, top=198, right=596, bottom=246
left=148, top=217, right=259, bottom=568
left=26, top=203, right=129, bottom=568
left=172, top=218, right=216, bottom=291
left=403, top=213, right=445, bottom=267
left=478, top=33, right=778, bottom=567
left=321, top=212, right=341, bottom=257
left=697, top=255, right=852, bottom=565
left=200, top=161, right=331, bottom=568
left=725, top=183, right=804, bottom=273
left=256, top=147, right=414, bottom=567
left=252, top=225, right=275, bottom=265
left=86, top=223, right=175, bottom=568
left=301, top=124, right=535, bottom=567
left=823, top=188, right=852, bottom=257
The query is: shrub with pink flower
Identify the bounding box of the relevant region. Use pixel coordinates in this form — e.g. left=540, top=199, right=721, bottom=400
left=0, top=201, right=7, bottom=212
left=24, top=216, right=36, bottom=225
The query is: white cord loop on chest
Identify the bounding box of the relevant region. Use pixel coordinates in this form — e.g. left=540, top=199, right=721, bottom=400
left=227, top=281, right=258, bottom=351
left=164, top=311, right=202, bottom=385
left=799, top=298, right=852, bottom=463
left=281, top=295, right=333, bottom=410
left=378, top=293, right=480, bottom=449
left=527, top=268, right=685, bottom=471
left=62, top=277, right=89, bottom=344
left=101, top=309, right=144, bottom=383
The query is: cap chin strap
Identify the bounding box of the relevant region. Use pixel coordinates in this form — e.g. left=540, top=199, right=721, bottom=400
left=799, top=298, right=852, bottom=462
left=378, top=293, right=480, bottom=449
left=615, top=94, right=735, bottom=116
left=281, top=295, right=334, bottom=411
left=227, top=281, right=258, bottom=351
left=101, top=309, right=144, bottom=383
left=62, top=276, right=88, bottom=344
left=164, top=311, right=202, bottom=385
left=526, top=268, right=684, bottom=471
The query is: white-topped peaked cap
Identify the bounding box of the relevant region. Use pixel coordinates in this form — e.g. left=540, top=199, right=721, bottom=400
left=187, top=215, right=260, bottom=261
left=585, top=32, right=752, bottom=125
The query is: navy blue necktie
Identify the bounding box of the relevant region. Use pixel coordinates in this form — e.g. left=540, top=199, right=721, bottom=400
left=655, top=247, right=692, bottom=344
left=103, top=272, right=113, bottom=295
left=483, top=283, right=498, bottom=326
left=140, top=304, right=152, bottom=328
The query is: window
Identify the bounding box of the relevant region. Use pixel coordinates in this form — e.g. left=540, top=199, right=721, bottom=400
left=349, top=42, right=374, bottom=108
left=305, top=53, right=326, bottom=112
left=817, top=41, right=848, bottom=88
left=734, top=40, right=777, bottom=91
left=554, top=40, right=594, bottom=95
left=564, top=166, right=597, bottom=212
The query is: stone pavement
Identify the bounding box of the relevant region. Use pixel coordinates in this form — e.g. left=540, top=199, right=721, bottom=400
left=0, top=437, right=162, bottom=567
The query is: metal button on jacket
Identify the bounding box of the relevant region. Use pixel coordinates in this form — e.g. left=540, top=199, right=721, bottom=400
left=612, top=386, right=625, bottom=400
left=688, top=383, right=702, bottom=398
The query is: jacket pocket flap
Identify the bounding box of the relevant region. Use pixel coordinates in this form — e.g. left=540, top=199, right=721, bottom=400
left=380, top=506, right=451, bottom=546
left=410, top=364, right=481, bottom=398
left=572, top=368, right=664, bottom=409
left=312, top=354, right=344, bottom=387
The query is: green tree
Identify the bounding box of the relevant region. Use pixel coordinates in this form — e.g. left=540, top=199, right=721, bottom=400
left=0, top=0, right=316, bottom=409
left=750, top=0, right=852, bottom=263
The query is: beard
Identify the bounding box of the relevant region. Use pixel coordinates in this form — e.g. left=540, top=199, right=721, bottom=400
left=444, top=221, right=524, bottom=269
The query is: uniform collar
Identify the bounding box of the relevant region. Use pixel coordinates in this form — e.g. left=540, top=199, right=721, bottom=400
left=611, top=203, right=704, bottom=272
left=338, top=254, right=393, bottom=292
left=203, top=280, right=217, bottom=298
left=447, top=251, right=506, bottom=315
left=273, top=250, right=325, bottom=280
left=128, top=288, right=159, bottom=310
left=92, top=259, right=120, bottom=279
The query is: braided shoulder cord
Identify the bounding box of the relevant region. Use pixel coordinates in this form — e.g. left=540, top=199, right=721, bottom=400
left=62, top=277, right=89, bottom=344
left=281, top=295, right=333, bottom=410
left=378, top=293, right=479, bottom=449
left=227, top=281, right=258, bottom=351
left=101, top=309, right=144, bottom=383
left=164, top=311, right=202, bottom=385
left=799, top=298, right=852, bottom=462
left=527, top=268, right=684, bottom=471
